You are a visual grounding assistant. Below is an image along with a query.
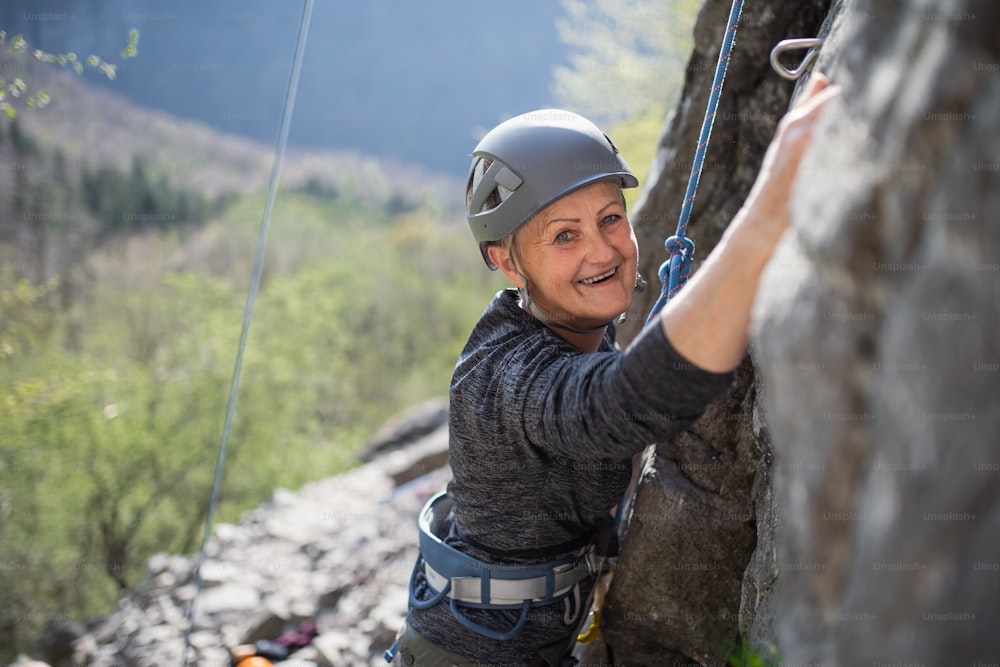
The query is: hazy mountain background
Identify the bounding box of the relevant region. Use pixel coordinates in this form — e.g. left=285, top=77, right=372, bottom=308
left=1, top=0, right=568, bottom=175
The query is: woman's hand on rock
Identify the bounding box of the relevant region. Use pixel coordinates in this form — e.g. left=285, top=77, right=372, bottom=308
left=737, top=73, right=841, bottom=247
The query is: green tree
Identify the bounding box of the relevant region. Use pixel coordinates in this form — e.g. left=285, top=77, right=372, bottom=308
left=552, top=0, right=699, bottom=125
left=79, top=155, right=209, bottom=237
left=0, top=270, right=241, bottom=656
left=0, top=27, right=138, bottom=118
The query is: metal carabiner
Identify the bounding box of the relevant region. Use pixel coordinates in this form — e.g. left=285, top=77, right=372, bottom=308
left=770, top=38, right=824, bottom=80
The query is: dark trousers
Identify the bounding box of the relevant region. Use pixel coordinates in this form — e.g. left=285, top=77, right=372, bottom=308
left=393, top=619, right=576, bottom=667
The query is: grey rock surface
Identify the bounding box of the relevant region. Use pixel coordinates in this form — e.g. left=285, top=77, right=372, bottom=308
left=754, top=0, right=1000, bottom=664
left=604, top=0, right=832, bottom=664
left=606, top=0, right=998, bottom=665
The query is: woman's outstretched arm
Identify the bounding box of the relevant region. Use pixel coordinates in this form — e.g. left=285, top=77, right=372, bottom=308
left=659, top=74, right=841, bottom=373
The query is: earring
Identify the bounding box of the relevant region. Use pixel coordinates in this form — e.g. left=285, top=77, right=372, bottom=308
left=634, top=272, right=647, bottom=294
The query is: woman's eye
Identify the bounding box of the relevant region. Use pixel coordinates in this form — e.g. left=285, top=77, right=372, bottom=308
left=554, top=230, right=572, bottom=243
left=602, top=214, right=622, bottom=225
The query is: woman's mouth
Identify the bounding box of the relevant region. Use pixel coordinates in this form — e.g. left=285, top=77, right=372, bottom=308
left=579, top=267, right=618, bottom=285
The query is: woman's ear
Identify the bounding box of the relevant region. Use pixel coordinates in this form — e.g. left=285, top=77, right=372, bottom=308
left=487, top=243, right=524, bottom=290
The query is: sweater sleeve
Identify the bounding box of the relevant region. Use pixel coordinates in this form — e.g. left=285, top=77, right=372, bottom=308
left=519, top=319, right=734, bottom=460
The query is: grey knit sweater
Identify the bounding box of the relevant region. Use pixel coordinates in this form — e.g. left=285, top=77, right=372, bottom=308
left=409, top=288, right=734, bottom=663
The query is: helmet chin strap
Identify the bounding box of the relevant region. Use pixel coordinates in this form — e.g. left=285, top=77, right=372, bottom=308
left=517, top=269, right=648, bottom=336
left=506, top=246, right=612, bottom=335
left=519, top=286, right=612, bottom=335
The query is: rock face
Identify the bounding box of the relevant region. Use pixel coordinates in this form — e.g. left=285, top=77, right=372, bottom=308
left=754, top=0, right=1000, bottom=664
left=606, top=0, right=999, bottom=665
left=603, top=0, right=832, bottom=664
left=355, top=398, right=449, bottom=463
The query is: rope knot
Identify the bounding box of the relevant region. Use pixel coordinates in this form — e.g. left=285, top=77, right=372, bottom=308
left=645, top=0, right=743, bottom=325
left=664, top=234, right=695, bottom=299
left=647, top=235, right=697, bottom=322
left=664, top=235, right=695, bottom=259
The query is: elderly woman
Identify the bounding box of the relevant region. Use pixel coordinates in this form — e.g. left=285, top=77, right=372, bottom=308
left=389, top=76, right=837, bottom=666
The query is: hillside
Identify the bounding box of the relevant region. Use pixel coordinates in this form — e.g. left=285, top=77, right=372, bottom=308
left=2, top=50, right=463, bottom=203
left=0, top=0, right=568, bottom=175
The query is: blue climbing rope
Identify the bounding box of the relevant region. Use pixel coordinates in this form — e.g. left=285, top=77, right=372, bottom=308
left=180, top=1, right=315, bottom=665
left=611, top=0, right=746, bottom=551
left=647, top=0, right=745, bottom=322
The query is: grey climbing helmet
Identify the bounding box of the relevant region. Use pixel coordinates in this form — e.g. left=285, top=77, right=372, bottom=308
left=466, top=109, right=639, bottom=269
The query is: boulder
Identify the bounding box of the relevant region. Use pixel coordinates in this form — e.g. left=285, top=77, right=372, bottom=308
left=355, top=397, right=449, bottom=462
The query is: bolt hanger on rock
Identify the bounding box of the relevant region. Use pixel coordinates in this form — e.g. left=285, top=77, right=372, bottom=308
left=770, top=37, right=825, bottom=80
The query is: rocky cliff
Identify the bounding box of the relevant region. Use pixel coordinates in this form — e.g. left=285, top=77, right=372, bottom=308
left=754, top=0, right=1000, bottom=664
left=603, top=0, right=832, bottom=662
left=606, top=0, right=999, bottom=665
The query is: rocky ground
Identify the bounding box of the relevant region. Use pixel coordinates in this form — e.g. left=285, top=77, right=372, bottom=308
left=27, top=402, right=452, bottom=667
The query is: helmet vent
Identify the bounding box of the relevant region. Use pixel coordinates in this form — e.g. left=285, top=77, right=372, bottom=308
left=467, top=157, right=518, bottom=216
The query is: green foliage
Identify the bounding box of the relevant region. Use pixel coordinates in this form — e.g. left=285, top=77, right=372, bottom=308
left=0, top=271, right=236, bottom=652
left=0, top=182, right=506, bottom=659
left=726, top=636, right=781, bottom=667
left=291, top=175, right=420, bottom=218
left=552, top=0, right=700, bottom=210
left=294, top=175, right=341, bottom=202
left=0, top=27, right=138, bottom=118
left=0, top=270, right=58, bottom=358
left=552, top=0, right=699, bottom=126
left=80, top=155, right=212, bottom=237
left=607, top=103, right=669, bottom=210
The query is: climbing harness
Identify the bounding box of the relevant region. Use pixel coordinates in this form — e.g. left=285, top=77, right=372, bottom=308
left=385, top=492, right=599, bottom=662
left=646, top=0, right=746, bottom=322
left=180, top=1, right=315, bottom=665
left=770, top=37, right=824, bottom=80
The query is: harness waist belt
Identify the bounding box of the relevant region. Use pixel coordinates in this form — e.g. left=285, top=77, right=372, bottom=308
left=405, top=491, right=599, bottom=643
left=423, top=557, right=587, bottom=606
left=416, top=491, right=593, bottom=607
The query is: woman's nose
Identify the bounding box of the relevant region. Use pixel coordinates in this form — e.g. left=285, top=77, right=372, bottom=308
left=584, top=228, right=616, bottom=263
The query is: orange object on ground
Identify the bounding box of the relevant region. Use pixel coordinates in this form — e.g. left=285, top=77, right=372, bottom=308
left=236, top=658, right=273, bottom=667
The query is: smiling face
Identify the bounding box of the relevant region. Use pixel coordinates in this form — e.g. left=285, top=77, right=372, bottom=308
left=487, top=180, right=639, bottom=334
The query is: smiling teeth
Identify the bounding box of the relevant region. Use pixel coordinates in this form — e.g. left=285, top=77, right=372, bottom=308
left=581, top=269, right=616, bottom=284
